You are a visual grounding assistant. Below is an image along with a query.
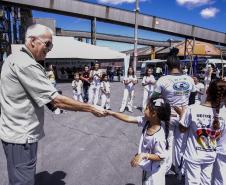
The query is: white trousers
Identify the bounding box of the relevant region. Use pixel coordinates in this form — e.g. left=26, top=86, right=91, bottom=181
left=142, top=89, right=153, bottom=112
left=142, top=164, right=166, bottom=185
left=212, top=153, right=226, bottom=185
left=184, top=160, right=213, bottom=185
left=88, top=85, right=100, bottom=105
left=73, top=93, right=83, bottom=102
left=101, top=93, right=110, bottom=109
left=120, top=88, right=134, bottom=111
left=165, top=116, right=186, bottom=175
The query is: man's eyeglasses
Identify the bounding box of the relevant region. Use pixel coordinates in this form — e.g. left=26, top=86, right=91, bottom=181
left=34, top=37, right=53, bottom=51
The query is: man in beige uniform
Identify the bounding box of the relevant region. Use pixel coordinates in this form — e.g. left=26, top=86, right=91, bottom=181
left=0, top=24, right=106, bottom=185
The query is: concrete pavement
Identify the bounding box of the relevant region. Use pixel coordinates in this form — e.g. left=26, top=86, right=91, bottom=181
left=0, top=81, right=179, bottom=185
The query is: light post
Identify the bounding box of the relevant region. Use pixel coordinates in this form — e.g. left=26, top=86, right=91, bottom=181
left=133, top=0, right=139, bottom=73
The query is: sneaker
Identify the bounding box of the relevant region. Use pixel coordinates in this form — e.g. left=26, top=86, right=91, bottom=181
left=119, top=108, right=124, bottom=113
left=128, top=109, right=133, bottom=113
left=54, top=108, right=61, bottom=115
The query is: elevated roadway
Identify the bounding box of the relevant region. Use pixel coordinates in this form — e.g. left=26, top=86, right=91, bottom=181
left=1, top=0, right=226, bottom=46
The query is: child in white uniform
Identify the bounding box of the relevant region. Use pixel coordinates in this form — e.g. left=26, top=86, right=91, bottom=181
left=193, top=76, right=205, bottom=104
left=72, top=73, right=83, bottom=102
left=142, top=67, right=156, bottom=112
left=100, top=74, right=111, bottom=110
left=119, top=66, right=138, bottom=113
left=213, top=82, right=226, bottom=185
left=176, top=80, right=226, bottom=185
left=88, top=63, right=102, bottom=105
left=107, top=98, right=171, bottom=185
left=152, top=49, right=196, bottom=176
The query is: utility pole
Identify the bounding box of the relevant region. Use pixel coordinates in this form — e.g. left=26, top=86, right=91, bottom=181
left=133, top=0, right=139, bottom=73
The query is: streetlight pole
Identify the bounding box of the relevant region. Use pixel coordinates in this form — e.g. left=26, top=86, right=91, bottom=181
left=133, top=0, right=139, bottom=73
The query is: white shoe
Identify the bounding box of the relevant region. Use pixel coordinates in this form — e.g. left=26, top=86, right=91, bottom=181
left=128, top=108, right=133, bottom=113
left=54, top=108, right=61, bottom=114
left=119, top=108, right=124, bottom=113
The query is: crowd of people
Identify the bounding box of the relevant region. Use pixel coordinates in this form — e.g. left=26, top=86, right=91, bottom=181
left=0, top=24, right=226, bottom=185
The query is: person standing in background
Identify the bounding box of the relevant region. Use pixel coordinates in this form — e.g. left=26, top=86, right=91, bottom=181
left=88, top=62, right=102, bottom=105
left=72, top=73, right=83, bottom=102
left=119, top=66, right=138, bottom=113
left=80, top=65, right=90, bottom=102
left=46, top=64, right=56, bottom=88
left=142, top=67, right=156, bottom=112
left=100, top=74, right=111, bottom=110
left=193, top=76, right=205, bottom=104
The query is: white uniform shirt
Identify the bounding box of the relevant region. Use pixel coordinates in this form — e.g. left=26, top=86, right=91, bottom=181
left=181, top=104, right=225, bottom=164
left=155, top=74, right=196, bottom=113
left=142, top=75, right=156, bottom=91
left=136, top=116, right=166, bottom=172
left=100, top=81, right=110, bottom=94
left=195, top=82, right=205, bottom=103
left=90, top=70, right=102, bottom=86
left=72, top=80, right=83, bottom=95
left=123, top=75, right=137, bottom=91
left=216, top=106, right=226, bottom=155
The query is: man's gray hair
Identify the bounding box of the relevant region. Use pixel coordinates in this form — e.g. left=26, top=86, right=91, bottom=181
left=25, top=24, right=54, bottom=43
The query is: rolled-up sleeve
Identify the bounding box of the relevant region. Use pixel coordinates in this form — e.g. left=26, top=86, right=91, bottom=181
left=16, top=64, right=58, bottom=107
left=136, top=116, right=146, bottom=127
left=154, top=139, right=166, bottom=159
left=154, top=78, right=163, bottom=93
left=180, top=108, right=192, bottom=128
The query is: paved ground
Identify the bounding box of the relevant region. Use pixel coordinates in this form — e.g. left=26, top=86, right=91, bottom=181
left=0, top=80, right=180, bottom=185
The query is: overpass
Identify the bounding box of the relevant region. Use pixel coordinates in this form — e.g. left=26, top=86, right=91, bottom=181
left=1, top=0, right=226, bottom=46
left=56, top=29, right=175, bottom=47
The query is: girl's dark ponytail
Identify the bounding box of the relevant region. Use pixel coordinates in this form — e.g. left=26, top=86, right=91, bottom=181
left=207, top=80, right=226, bottom=130
left=150, top=98, right=171, bottom=150
left=212, top=84, right=225, bottom=130
left=164, top=121, right=169, bottom=150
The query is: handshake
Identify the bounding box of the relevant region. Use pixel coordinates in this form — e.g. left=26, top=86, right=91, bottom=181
left=91, top=105, right=114, bottom=117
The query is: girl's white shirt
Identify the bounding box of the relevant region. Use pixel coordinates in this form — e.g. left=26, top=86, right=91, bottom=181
left=136, top=116, right=166, bottom=172
left=91, top=69, right=102, bottom=86
left=123, top=75, right=137, bottom=91
left=72, top=80, right=83, bottom=95
left=180, top=104, right=225, bottom=164
left=142, top=75, right=156, bottom=91
left=100, top=81, right=110, bottom=94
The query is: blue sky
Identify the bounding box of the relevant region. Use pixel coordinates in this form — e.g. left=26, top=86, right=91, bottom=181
left=32, top=0, right=226, bottom=51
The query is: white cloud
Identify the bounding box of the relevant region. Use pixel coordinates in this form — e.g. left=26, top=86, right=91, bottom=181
left=98, top=0, right=147, bottom=5
left=200, top=7, right=219, bottom=18
left=176, top=0, right=213, bottom=8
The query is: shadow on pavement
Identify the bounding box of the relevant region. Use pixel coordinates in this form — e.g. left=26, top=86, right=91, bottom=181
left=35, top=171, right=66, bottom=185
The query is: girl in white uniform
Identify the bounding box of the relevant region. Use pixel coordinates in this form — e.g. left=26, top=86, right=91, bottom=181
left=213, top=81, right=226, bottom=185
left=119, top=66, right=138, bottom=113
left=176, top=79, right=226, bottom=185
left=142, top=67, right=156, bottom=112
left=100, top=74, right=111, bottom=110
left=72, top=73, right=83, bottom=102
left=152, top=48, right=196, bottom=176
left=88, top=63, right=102, bottom=105
left=193, top=76, right=205, bottom=104
left=107, top=98, right=171, bottom=185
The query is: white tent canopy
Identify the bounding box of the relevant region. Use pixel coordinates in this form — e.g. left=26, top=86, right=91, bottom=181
left=48, top=36, right=127, bottom=60
left=11, top=36, right=130, bottom=76
left=11, top=36, right=127, bottom=60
